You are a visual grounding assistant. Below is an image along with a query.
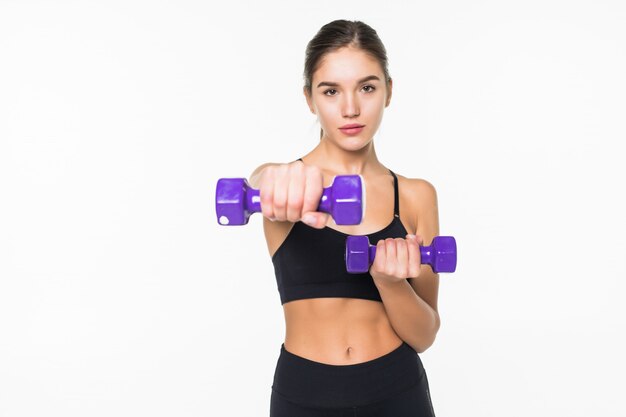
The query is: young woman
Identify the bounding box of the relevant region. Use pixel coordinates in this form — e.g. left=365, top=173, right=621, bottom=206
left=249, top=20, right=440, bottom=416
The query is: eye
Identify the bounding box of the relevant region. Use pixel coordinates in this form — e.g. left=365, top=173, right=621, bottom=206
left=362, top=85, right=376, bottom=93
left=323, top=89, right=338, bottom=96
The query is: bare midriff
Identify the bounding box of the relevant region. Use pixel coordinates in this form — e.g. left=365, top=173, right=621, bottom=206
left=282, top=297, right=404, bottom=365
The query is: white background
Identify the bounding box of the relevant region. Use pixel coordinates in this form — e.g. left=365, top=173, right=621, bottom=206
left=1, top=1, right=625, bottom=416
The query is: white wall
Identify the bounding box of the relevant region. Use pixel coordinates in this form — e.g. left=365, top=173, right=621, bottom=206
left=1, top=1, right=624, bottom=416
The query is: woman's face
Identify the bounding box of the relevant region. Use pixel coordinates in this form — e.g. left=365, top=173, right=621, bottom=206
left=305, top=46, right=392, bottom=151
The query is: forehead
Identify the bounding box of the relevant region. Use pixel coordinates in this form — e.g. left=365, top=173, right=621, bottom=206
left=313, top=47, right=383, bottom=83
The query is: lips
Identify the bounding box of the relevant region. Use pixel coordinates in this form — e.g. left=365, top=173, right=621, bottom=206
left=339, top=124, right=365, bottom=135
left=340, top=124, right=364, bottom=129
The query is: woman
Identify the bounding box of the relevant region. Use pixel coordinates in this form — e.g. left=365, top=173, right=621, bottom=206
left=250, top=20, right=440, bottom=416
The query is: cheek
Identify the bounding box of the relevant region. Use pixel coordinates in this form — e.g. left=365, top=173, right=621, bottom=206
left=361, top=101, right=385, bottom=125
left=364, top=96, right=386, bottom=112
left=317, top=104, right=339, bottom=123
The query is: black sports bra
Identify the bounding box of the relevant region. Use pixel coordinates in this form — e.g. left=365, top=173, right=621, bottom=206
left=271, top=160, right=409, bottom=305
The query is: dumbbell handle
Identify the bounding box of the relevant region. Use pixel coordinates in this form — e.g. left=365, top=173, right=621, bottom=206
left=244, top=186, right=333, bottom=216
left=216, top=175, right=364, bottom=226
left=345, top=235, right=457, bottom=274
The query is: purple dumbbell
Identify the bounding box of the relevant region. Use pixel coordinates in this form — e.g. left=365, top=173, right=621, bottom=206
left=216, top=175, right=364, bottom=226
left=345, top=235, right=457, bottom=274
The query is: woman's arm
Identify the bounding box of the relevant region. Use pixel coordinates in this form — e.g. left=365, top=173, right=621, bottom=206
left=407, top=178, right=440, bottom=322
left=371, top=178, right=441, bottom=353
left=248, top=161, right=329, bottom=256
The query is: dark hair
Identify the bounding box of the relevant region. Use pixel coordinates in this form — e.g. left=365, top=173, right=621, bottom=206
left=303, top=20, right=392, bottom=139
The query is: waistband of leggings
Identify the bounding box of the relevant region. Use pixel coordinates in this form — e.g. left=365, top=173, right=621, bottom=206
left=272, top=341, right=425, bottom=408
left=278, top=341, right=416, bottom=375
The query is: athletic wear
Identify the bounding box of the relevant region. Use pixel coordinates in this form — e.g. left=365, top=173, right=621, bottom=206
left=269, top=160, right=436, bottom=416
left=271, top=165, right=408, bottom=305
left=270, top=341, right=436, bottom=416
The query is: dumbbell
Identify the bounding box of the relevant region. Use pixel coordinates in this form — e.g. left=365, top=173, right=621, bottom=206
left=345, top=235, right=457, bottom=273
left=216, top=175, right=364, bottom=226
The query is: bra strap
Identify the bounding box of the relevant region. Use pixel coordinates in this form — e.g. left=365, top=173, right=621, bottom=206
left=389, top=170, right=400, bottom=218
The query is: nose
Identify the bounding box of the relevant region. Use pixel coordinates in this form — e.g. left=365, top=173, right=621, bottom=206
left=341, top=92, right=360, bottom=118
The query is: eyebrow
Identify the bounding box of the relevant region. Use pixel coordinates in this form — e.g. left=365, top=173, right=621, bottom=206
left=316, top=75, right=381, bottom=88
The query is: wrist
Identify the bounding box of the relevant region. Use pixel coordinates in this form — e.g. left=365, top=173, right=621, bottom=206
left=373, top=275, right=408, bottom=291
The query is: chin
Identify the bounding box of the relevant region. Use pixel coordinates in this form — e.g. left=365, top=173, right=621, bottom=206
left=342, top=136, right=373, bottom=151
left=324, top=133, right=373, bottom=152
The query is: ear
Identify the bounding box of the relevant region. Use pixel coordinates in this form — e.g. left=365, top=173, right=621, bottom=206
left=303, top=86, right=316, bottom=114
left=385, top=78, right=393, bottom=107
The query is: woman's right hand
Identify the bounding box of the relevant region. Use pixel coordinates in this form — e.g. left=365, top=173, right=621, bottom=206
left=256, top=161, right=330, bottom=228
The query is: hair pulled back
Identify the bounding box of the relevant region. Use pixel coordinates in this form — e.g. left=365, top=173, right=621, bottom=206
left=304, top=20, right=391, bottom=95
left=303, top=20, right=391, bottom=139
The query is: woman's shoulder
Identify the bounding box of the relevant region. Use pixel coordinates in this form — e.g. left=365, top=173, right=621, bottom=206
left=393, top=172, right=440, bottom=236
left=394, top=172, right=438, bottom=204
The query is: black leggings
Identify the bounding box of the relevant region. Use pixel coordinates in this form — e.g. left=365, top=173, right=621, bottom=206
left=270, top=342, right=436, bottom=416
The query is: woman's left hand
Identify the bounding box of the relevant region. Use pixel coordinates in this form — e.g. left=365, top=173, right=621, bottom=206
left=370, top=234, right=424, bottom=286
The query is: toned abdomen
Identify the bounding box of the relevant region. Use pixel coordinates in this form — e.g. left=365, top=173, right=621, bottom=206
left=283, top=297, right=403, bottom=365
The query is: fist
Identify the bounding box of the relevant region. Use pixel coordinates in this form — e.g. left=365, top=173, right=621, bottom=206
left=257, top=161, right=330, bottom=228
left=370, top=234, right=424, bottom=285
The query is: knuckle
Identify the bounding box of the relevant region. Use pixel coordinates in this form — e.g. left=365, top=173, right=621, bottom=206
left=259, top=188, right=270, bottom=203
left=264, top=166, right=275, bottom=177
left=276, top=166, right=287, bottom=180
left=306, top=165, right=320, bottom=175
left=304, top=192, right=318, bottom=204
left=290, top=195, right=304, bottom=209
left=290, top=164, right=303, bottom=179
left=303, top=194, right=319, bottom=210
left=307, top=167, right=324, bottom=185
left=261, top=208, right=273, bottom=219
left=260, top=197, right=273, bottom=214
left=274, top=199, right=286, bottom=210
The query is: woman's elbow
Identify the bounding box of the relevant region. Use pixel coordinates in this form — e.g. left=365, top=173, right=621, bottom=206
left=415, top=320, right=441, bottom=353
